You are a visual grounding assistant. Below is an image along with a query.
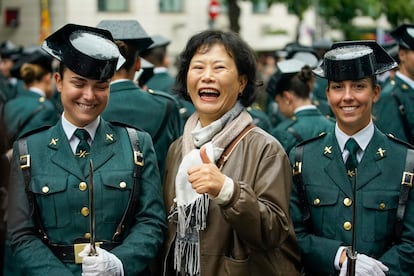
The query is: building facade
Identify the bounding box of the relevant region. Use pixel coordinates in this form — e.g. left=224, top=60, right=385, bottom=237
left=0, top=0, right=318, bottom=56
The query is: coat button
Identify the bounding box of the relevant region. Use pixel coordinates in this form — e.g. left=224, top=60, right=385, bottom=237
left=379, top=202, right=386, bottom=209
left=313, top=198, right=320, bottom=206
left=81, top=207, right=90, bottom=217
left=119, top=181, right=127, bottom=189
left=84, top=232, right=91, bottom=239
left=42, top=186, right=49, bottom=194
left=79, top=182, right=87, bottom=191
left=343, top=198, right=353, bottom=207
left=343, top=221, right=352, bottom=231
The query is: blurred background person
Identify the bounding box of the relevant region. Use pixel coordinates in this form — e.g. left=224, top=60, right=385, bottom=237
left=141, top=34, right=195, bottom=126
left=374, top=23, right=414, bottom=145
left=98, top=20, right=183, bottom=175
left=267, top=58, right=334, bottom=154
left=3, top=47, right=58, bottom=149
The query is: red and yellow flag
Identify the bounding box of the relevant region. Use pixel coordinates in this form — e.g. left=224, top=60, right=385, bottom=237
left=39, top=0, right=51, bottom=44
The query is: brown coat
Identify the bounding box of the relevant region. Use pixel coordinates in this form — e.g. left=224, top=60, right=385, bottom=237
left=160, top=127, right=301, bottom=276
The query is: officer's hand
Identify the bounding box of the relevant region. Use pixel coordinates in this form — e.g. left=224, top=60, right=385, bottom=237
left=79, top=244, right=124, bottom=276
left=339, top=253, right=389, bottom=276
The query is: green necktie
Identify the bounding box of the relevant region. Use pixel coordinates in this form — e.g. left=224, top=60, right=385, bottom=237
left=74, top=128, right=90, bottom=159
left=345, top=138, right=360, bottom=178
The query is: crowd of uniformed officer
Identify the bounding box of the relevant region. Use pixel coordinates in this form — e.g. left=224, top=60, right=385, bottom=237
left=1, top=20, right=414, bottom=276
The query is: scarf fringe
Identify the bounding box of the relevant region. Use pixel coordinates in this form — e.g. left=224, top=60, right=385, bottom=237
left=175, top=194, right=209, bottom=276
left=177, top=194, right=209, bottom=238
left=174, top=236, right=200, bottom=276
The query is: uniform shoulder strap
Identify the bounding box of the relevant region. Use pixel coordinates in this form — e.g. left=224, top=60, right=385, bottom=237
left=17, top=137, right=50, bottom=243
left=112, top=127, right=143, bottom=241
left=292, top=145, right=312, bottom=231
left=395, top=148, right=414, bottom=241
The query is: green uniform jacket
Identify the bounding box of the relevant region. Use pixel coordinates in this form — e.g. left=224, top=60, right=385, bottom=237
left=289, top=129, right=414, bottom=276
left=374, top=75, right=414, bottom=144
left=7, top=119, right=166, bottom=275
left=3, top=91, right=59, bottom=145
left=146, top=72, right=174, bottom=94
left=270, top=108, right=335, bottom=155
left=102, top=80, right=182, bottom=175
left=246, top=104, right=272, bottom=132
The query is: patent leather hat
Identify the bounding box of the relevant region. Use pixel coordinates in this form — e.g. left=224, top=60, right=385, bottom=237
left=313, top=40, right=397, bottom=82
left=41, top=23, right=123, bottom=80
left=96, top=20, right=153, bottom=52
left=391, top=24, right=414, bottom=50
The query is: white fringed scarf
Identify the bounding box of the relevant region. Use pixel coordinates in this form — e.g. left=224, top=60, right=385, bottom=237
left=173, top=102, right=252, bottom=276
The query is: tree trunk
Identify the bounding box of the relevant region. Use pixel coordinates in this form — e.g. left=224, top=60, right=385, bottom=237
left=227, top=0, right=240, bottom=33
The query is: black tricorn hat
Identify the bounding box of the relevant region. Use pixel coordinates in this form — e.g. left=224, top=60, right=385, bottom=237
left=10, top=47, right=53, bottom=79
left=41, top=23, right=122, bottom=80
left=313, top=40, right=397, bottom=81
left=96, top=20, right=153, bottom=52
left=390, top=24, right=414, bottom=50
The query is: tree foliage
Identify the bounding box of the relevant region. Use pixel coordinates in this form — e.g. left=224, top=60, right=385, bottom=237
left=226, top=0, right=414, bottom=40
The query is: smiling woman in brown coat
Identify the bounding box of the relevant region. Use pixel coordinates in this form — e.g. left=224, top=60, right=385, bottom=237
left=158, top=29, right=300, bottom=276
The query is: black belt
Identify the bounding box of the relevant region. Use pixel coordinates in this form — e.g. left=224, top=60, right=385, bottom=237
left=49, top=241, right=120, bottom=263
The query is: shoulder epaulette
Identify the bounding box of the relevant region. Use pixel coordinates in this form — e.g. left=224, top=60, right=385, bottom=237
left=109, top=121, right=145, bottom=133
left=19, top=124, right=53, bottom=139
left=296, top=131, right=327, bottom=147
left=386, top=133, right=414, bottom=149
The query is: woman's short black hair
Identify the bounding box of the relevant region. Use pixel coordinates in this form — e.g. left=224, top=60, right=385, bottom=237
left=173, top=30, right=259, bottom=107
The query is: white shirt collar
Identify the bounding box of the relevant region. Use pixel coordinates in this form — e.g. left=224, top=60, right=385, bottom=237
left=396, top=71, right=414, bottom=89
left=294, top=105, right=317, bottom=114
left=28, top=87, right=46, bottom=97
left=336, top=121, right=374, bottom=162
left=61, top=113, right=100, bottom=141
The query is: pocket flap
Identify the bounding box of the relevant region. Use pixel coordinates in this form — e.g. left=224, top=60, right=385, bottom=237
left=31, top=175, right=68, bottom=195
left=362, top=191, right=399, bottom=210
left=306, top=186, right=339, bottom=206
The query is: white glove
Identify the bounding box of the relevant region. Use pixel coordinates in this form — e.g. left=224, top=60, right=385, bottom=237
left=78, top=244, right=124, bottom=276
left=339, top=253, right=389, bottom=276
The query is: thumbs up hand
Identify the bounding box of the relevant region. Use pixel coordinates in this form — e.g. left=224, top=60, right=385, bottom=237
left=187, top=146, right=226, bottom=197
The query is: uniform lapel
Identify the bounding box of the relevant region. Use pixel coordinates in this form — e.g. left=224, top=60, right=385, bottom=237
left=356, top=130, right=385, bottom=190
left=323, top=134, right=354, bottom=197
left=87, top=120, right=116, bottom=176
left=48, top=122, right=84, bottom=179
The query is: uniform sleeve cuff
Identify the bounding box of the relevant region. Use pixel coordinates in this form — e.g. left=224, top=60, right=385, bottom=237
left=335, top=246, right=347, bottom=270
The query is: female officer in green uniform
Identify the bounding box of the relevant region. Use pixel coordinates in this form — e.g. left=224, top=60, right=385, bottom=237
left=7, top=23, right=165, bottom=275
left=268, top=58, right=334, bottom=154
left=290, top=40, right=414, bottom=275
left=3, top=48, right=59, bottom=147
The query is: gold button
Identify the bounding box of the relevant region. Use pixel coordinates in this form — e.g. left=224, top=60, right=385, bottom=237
left=379, top=203, right=386, bottom=210
left=79, top=182, right=87, bottom=191
left=313, top=198, right=320, bottom=206
left=39, top=97, right=45, bottom=103
left=81, top=207, right=89, bottom=217
left=42, top=186, right=49, bottom=193
left=84, top=232, right=91, bottom=239
left=119, top=181, right=127, bottom=189
left=343, top=198, right=353, bottom=207
left=343, top=221, right=352, bottom=231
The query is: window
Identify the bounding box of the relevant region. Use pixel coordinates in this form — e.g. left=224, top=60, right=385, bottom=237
left=252, top=0, right=267, bottom=14
left=98, top=0, right=128, bottom=12
left=159, top=0, right=183, bottom=13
